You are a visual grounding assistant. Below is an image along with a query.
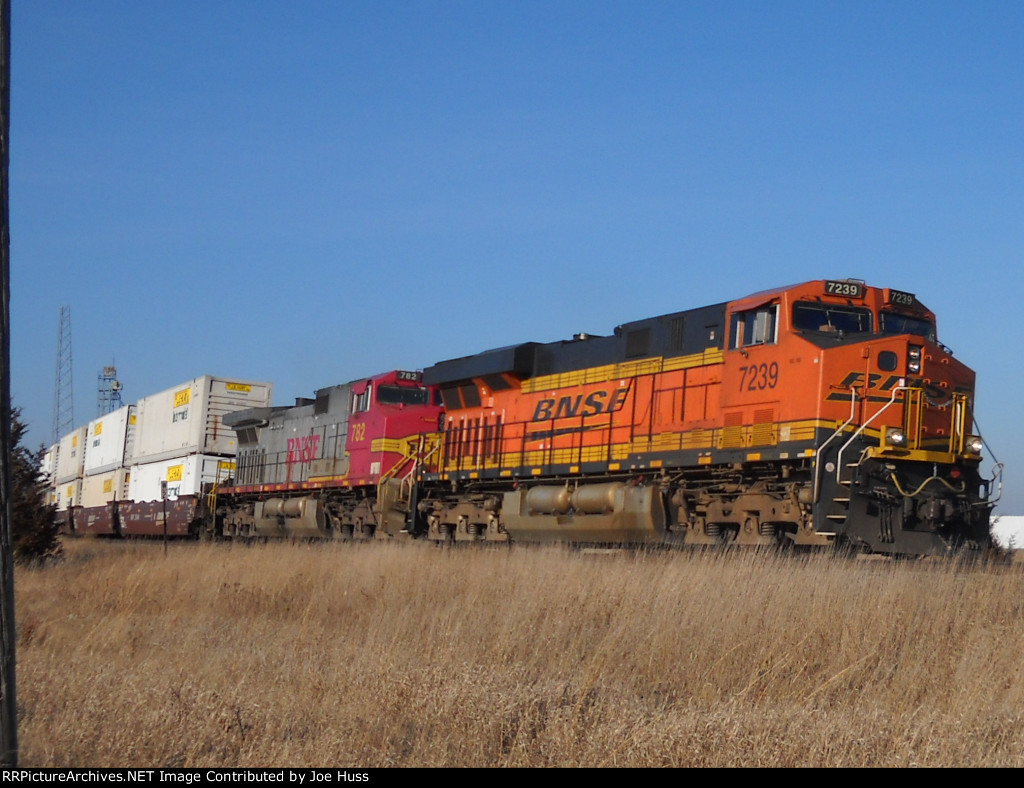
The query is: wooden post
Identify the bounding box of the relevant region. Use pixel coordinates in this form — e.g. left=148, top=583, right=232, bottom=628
left=161, top=481, right=168, bottom=555
left=0, top=0, right=18, bottom=767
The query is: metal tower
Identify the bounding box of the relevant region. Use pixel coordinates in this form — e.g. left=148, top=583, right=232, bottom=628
left=96, top=363, right=123, bottom=417
left=52, top=305, right=73, bottom=444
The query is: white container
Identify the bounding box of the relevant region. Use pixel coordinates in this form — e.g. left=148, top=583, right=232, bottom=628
left=54, top=426, right=88, bottom=484
left=55, top=478, right=81, bottom=511
left=131, top=375, right=273, bottom=464
left=80, top=468, right=130, bottom=508
left=84, top=405, right=136, bottom=476
left=39, top=444, right=58, bottom=484
left=128, top=454, right=237, bottom=503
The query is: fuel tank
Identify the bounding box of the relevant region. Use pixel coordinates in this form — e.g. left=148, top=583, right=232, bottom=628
left=503, top=483, right=667, bottom=544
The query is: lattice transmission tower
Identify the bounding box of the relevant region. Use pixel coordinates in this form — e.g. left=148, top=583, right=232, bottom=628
left=52, top=304, right=74, bottom=444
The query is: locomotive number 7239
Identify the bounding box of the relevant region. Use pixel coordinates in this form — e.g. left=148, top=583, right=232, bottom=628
left=739, top=362, right=779, bottom=391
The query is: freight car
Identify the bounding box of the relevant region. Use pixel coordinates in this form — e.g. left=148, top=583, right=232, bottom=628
left=210, top=279, right=999, bottom=557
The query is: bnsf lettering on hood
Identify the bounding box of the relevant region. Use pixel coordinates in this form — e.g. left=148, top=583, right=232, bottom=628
left=531, top=386, right=630, bottom=422
left=287, top=435, right=321, bottom=463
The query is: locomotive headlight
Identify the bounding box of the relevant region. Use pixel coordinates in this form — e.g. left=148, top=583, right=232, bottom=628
left=885, top=428, right=908, bottom=448
left=965, top=436, right=984, bottom=455
left=907, top=345, right=922, bottom=374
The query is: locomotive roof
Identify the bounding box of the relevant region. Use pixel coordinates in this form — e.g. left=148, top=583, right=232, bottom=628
left=222, top=406, right=287, bottom=429
left=422, top=342, right=540, bottom=387
left=423, top=302, right=727, bottom=387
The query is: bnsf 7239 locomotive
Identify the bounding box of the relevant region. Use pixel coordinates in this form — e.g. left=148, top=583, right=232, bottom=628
left=211, top=279, right=998, bottom=557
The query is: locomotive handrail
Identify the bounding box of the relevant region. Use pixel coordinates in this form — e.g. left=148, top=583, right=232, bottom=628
left=203, top=463, right=236, bottom=538
left=971, top=416, right=1003, bottom=506
left=418, top=434, right=441, bottom=473
left=812, top=386, right=859, bottom=504
left=834, top=385, right=909, bottom=487
left=377, top=434, right=441, bottom=506
left=379, top=442, right=418, bottom=484
left=205, top=483, right=218, bottom=513
left=379, top=433, right=441, bottom=485
left=398, top=436, right=437, bottom=499
left=985, top=462, right=1004, bottom=506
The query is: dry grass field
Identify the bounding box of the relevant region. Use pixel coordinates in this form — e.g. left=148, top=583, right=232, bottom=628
left=11, top=537, right=1024, bottom=767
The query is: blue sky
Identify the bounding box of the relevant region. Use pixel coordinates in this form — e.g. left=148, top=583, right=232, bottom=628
left=10, top=1, right=1024, bottom=513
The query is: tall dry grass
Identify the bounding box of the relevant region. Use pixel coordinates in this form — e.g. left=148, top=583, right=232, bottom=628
left=12, top=538, right=1024, bottom=767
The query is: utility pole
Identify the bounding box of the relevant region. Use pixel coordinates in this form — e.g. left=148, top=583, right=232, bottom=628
left=0, top=0, right=18, bottom=767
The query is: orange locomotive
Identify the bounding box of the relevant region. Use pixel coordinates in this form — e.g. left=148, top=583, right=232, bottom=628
left=414, top=279, right=997, bottom=556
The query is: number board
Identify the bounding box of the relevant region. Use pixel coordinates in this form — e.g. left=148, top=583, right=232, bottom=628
left=824, top=280, right=864, bottom=298
left=888, top=289, right=916, bottom=307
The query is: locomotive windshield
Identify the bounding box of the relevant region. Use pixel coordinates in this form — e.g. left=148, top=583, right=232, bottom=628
left=879, top=311, right=936, bottom=342
left=792, top=303, right=873, bottom=336
left=377, top=384, right=430, bottom=406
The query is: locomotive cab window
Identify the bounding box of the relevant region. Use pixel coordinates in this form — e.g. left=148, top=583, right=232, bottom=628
left=879, top=311, right=936, bottom=342
left=377, top=384, right=430, bottom=406
left=792, top=303, right=873, bottom=336
left=731, top=305, right=778, bottom=349
left=352, top=384, right=372, bottom=413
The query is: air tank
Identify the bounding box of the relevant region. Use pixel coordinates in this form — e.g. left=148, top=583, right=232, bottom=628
left=254, top=496, right=327, bottom=538
left=571, top=482, right=624, bottom=514
left=526, top=486, right=572, bottom=515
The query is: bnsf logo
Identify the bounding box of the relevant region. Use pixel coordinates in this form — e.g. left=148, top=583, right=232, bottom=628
left=287, top=435, right=320, bottom=463
left=836, top=372, right=904, bottom=391
left=531, top=387, right=630, bottom=422
left=830, top=372, right=952, bottom=404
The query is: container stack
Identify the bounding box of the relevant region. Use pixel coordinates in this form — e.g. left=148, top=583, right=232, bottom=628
left=39, top=444, right=58, bottom=505
left=80, top=404, right=135, bottom=509
left=53, top=425, right=87, bottom=514
left=73, top=404, right=136, bottom=534
left=42, top=374, right=273, bottom=534
left=127, top=375, right=273, bottom=502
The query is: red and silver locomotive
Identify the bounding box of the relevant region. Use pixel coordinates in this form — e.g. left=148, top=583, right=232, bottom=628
left=212, top=369, right=442, bottom=540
